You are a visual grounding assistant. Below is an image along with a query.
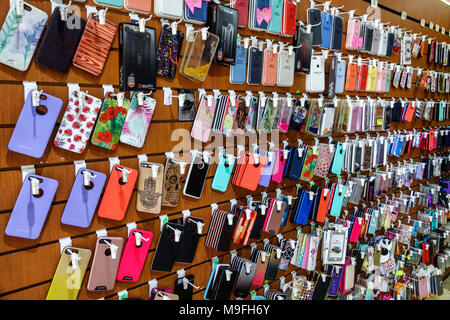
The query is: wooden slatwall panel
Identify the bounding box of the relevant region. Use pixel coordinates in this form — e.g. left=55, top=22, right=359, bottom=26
left=0, top=0, right=448, bottom=300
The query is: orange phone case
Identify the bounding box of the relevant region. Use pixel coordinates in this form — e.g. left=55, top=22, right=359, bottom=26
left=403, top=102, right=416, bottom=122
left=345, top=62, right=358, bottom=91
left=316, top=188, right=331, bottom=223
left=125, top=0, right=151, bottom=14
left=98, top=165, right=138, bottom=221
left=239, top=153, right=267, bottom=191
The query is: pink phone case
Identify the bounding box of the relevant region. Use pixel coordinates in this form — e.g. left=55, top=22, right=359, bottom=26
left=346, top=19, right=357, bottom=49
left=191, top=95, right=217, bottom=143
left=261, top=48, right=277, bottom=86
left=116, top=229, right=153, bottom=282
left=351, top=20, right=362, bottom=49
left=271, top=149, right=287, bottom=183
left=349, top=217, right=363, bottom=242
left=375, top=67, right=384, bottom=92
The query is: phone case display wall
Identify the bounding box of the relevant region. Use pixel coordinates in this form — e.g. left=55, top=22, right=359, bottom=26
left=0, top=0, right=449, bottom=301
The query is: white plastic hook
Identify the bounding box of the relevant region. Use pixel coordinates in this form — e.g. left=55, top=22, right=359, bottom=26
left=103, top=239, right=119, bottom=259
left=82, top=170, right=96, bottom=187
left=32, top=90, right=43, bottom=107
left=97, top=7, right=108, bottom=25
left=134, top=231, right=150, bottom=247
left=30, top=177, right=40, bottom=196
left=117, top=167, right=132, bottom=183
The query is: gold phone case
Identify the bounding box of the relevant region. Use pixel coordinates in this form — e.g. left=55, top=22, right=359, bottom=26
left=137, top=162, right=164, bottom=214
left=46, top=247, right=91, bottom=300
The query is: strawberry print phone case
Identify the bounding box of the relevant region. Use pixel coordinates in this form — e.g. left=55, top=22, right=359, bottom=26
left=91, top=92, right=131, bottom=151
left=54, top=91, right=102, bottom=154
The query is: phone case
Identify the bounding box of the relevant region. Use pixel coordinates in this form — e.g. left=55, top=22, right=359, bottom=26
left=272, top=148, right=287, bottom=183
left=87, top=237, right=124, bottom=291
left=331, top=15, right=343, bottom=50
left=253, top=0, right=271, bottom=30
left=116, top=229, right=153, bottom=282
left=73, top=13, right=117, bottom=76
left=212, top=152, right=236, bottom=192
left=0, top=2, right=47, bottom=71
left=335, top=60, right=346, bottom=94
left=183, top=153, right=210, bottom=199
left=177, top=217, right=204, bottom=263
left=184, top=0, right=208, bottom=24
left=98, top=165, right=138, bottom=221
left=307, top=8, right=322, bottom=46
left=308, top=56, right=325, bottom=92
left=232, top=0, right=249, bottom=27
left=231, top=257, right=257, bottom=298
left=268, top=0, right=283, bottom=34
left=370, top=29, right=380, bottom=55
left=54, top=91, right=102, bottom=154
left=239, top=153, right=267, bottom=191
left=345, top=62, right=358, bottom=91
left=294, top=25, right=313, bottom=73
left=357, top=64, right=369, bottom=91
left=154, top=0, right=184, bottom=19
left=6, top=174, right=58, bottom=239
left=321, top=11, right=333, bottom=48
left=262, top=48, right=278, bottom=86
left=91, top=92, right=131, bottom=151
left=119, top=23, right=156, bottom=91
left=191, top=95, right=217, bottom=143
left=328, top=55, right=337, bottom=97
left=61, top=169, right=107, bottom=228
left=137, top=162, right=164, bottom=214
left=175, top=275, right=195, bottom=300
left=331, top=142, right=345, bottom=174
left=346, top=18, right=360, bottom=50
left=247, top=46, right=263, bottom=85
left=46, top=247, right=91, bottom=300
left=156, top=24, right=184, bottom=80
left=9, top=91, right=63, bottom=158
left=277, top=50, right=295, bottom=87
left=35, top=7, right=85, bottom=73
left=125, top=0, right=151, bottom=13
left=161, top=158, right=183, bottom=207
left=264, top=201, right=286, bottom=234
left=151, top=222, right=184, bottom=272
left=281, top=0, right=296, bottom=37
left=366, top=65, right=378, bottom=92
left=230, top=43, right=247, bottom=84
left=329, top=185, right=346, bottom=216
left=94, top=0, right=123, bottom=8
left=178, top=90, right=196, bottom=121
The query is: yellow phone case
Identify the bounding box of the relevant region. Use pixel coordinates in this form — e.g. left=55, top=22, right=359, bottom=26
left=46, top=247, right=91, bottom=300
left=366, top=65, right=378, bottom=92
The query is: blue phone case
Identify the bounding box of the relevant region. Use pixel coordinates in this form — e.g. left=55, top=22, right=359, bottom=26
left=211, top=152, right=236, bottom=192
left=185, top=1, right=208, bottom=23
left=329, top=184, right=346, bottom=217
left=254, top=0, right=270, bottom=30
left=321, top=11, right=333, bottom=48
left=394, top=138, right=404, bottom=157
left=247, top=47, right=263, bottom=85
left=258, top=149, right=276, bottom=187
left=335, top=60, right=346, bottom=94
left=287, top=147, right=307, bottom=180
left=330, top=142, right=345, bottom=175
left=295, top=191, right=314, bottom=225
left=94, top=0, right=123, bottom=8
left=292, top=190, right=305, bottom=222
left=267, top=0, right=283, bottom=34
left=280, top=196, right=291, bottom=226
left=230, top=44, right=247, bottom=84
left=282, top=146, right=295, bottom=178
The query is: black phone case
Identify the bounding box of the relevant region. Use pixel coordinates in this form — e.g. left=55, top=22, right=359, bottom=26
left=176, top=217, right=203, bottom=263
left=212, top=267, right=237, bottom=300
left=178, top=90, right=196, bottom=121
left=248, top=47, right=263, bottom=84
left=174, top=275, right=195, bottom=300
left=307, top=8, right=322, bottom=46
left=35, top=8, right=86, bottom=73
left=119, top=22, right=157, bottom=91
left=184, top=155, right=210, bottom=198
left=233, top=260, right=257, bottom=298
left=331, top=16, right=343, bottom=51
left=363, top=26, right=374, bottom=52
left=294, top=25, right=312, bottom=73
left=216, top=212, right=238, bottom=251
left=151, top=223, right=184, bottom=272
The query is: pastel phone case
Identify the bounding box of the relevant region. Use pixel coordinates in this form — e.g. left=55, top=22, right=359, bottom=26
left=191, top=95, right=217, bottom=143
left=335, top=60, right=346, bottom=94
left=35, top=7, right=86, bottom=73
left=321, top=11, right=333, bottom=48
left=184, top=0, right=208, bottom=24
left=0, top=2, right=47, bottom=71
left=366, top=65, right=378, bottom=92
left=91, top=92, right=131, bottom=151
left=277, top=50, right=295, bottom=87
left=240, top=153, right=267, bottom=191
left=183, top=153, right=210, bottom=199
left=314, top=145, right=334, bottom=178
left=73, top=13, right=117, bottom=76
left=6, top=174, right=58, bottom=239
left=177, top=217, right=204, bottom=263
left=61, top=169, right=107, bottom=228
left=119, top=22, right=157, bottom=91
left=151, top=222, right=184, bottom=272
left=119, top=93, right=155, bottom=148
left=9, top=91, right=63, bottom=158
left=125, top=0, right=152, bottom=13
left=281, top=0, right=296, bottom=36
left=116, top=229, right=153, bottom=282
left=307, top=8, right=322, bottom=46
left=212, top=152, right=236, bottom=192
left=230, top=43, right=247, bottom=84
left=98, top=165, right=138, bottom=221
left=46, top=247, right=91, bottom=300
left=268, top=0, right=283, bottom=34
left=54, top=91, right=102, bottom=154
left=330, top=142, right=345, bottom=174
left=94, top=0, right=123, bottom=8
left=137, top=162, right=164, bottom=214
left=262, top=48, right=278, bottom=86
left=329, top=185, right=346, bottom=217
left=154, top=0, right=184, bottom=19
left=87, top=237, right=124, bottom=291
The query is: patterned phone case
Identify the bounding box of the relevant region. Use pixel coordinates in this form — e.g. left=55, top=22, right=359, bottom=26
left=73, top=13, right=117, bottom=76
left=137, top=162, right=164, bottom=214
left=0, top=2, right=47, bottom=71
left=119, top=93, right=156, bottom=148
left=54, top=91, right=102, bottom=154
left=314, top=145, right=334, bottom=178
left=300, top=147, right=319, bottom=182
left=91, top=92, right=131, bottom=150
left=161, top=158, right=183, bottom=207
left=156, top=24, right=184, bottom=80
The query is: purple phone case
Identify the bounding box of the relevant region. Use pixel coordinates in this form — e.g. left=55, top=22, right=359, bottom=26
left=61, top=169, right=107, bottom=228
left=6, top=174, right=58, bottom=239
left=258, top=149, right=276, bottom=187
left=8, top=91, right=63, bottom=158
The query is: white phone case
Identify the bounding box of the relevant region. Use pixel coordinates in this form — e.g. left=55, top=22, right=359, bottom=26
left=308, top=56, right=325, bottom=93
left=377, top=29, right=388, bottom=57
left=154, top=0, right=183, bottom=19
left=276, top=50, right=295, bottom=87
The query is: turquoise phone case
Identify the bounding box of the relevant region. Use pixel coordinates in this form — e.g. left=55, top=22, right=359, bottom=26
left=329, top=185, right=346, bottom=217
left=330, top=142, right=345, bottom=175
left=267, top=0, right=283, bottom=34
left=211, top=152, right=236, bottom=192
left=94, top=0, right=123, bottom=8
left=439, top=102, right=444, bottom=121
left=367, top=211, right=378, bottom=235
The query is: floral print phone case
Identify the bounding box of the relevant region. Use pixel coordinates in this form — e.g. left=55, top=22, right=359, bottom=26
left=54, top=91, right=102, bottom=154
left=0, top=3, right=47, bottom=71
left=91, top=92, right=131, bottom=150
left=300, top=147, right=319, bottom=182
left=120, top=93, right=156, bottom=148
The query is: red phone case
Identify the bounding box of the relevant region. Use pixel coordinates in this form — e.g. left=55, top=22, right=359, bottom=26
left=282, top=0, right=297, bottom=36
left=357, top=64, right=369, bottom=91
left=98, top=165, right=138, bottom=221
left=239, top=153, right=267, bottom=191
left=345, top=62, right=358, bottom=91
left=316, top=188, right=331, bottom=223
